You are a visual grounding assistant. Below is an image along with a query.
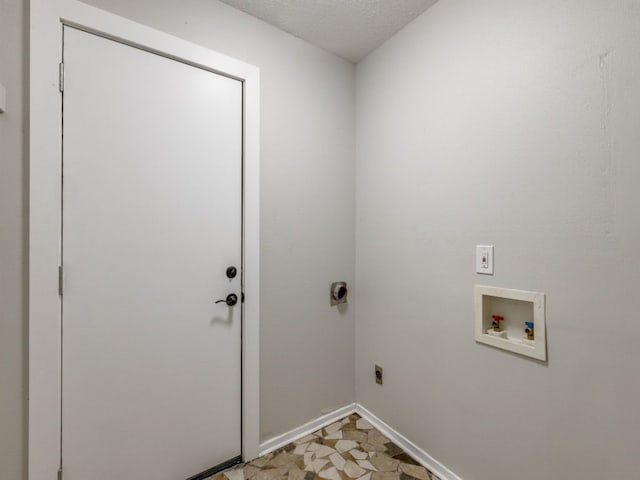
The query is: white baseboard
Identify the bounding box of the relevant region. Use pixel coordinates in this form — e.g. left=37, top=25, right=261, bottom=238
left=355, top=404, right=462, bottom=480
left=258, top=402, right=461, bottom=480
left=259, top=403, right=357, bottom=456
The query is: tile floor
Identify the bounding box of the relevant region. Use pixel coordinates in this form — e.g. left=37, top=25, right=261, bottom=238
left=209, top=414, right=440, bottom=480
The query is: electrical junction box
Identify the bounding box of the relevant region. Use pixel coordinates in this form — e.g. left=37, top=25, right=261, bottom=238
left=474, top=285, right=546, bottom=361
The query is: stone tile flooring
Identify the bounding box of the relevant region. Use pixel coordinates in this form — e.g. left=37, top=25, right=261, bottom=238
left=208, top=414, right=440, bottom=480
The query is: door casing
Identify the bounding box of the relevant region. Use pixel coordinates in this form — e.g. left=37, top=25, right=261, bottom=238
left=28, top=2, right=260, bottom=479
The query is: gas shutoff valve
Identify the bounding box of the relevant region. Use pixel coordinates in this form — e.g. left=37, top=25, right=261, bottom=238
left=330, top=281, right=348, bottom=306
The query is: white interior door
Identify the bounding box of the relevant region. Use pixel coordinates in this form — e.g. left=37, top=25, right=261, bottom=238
left=61, top=26, right=242, bottom=480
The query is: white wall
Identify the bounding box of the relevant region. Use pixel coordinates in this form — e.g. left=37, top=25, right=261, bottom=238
left=0, top=0, right=27, bottom=478
left=355, top=1, right=640, bottom=479
left=12, top=0, right=640, bottom=477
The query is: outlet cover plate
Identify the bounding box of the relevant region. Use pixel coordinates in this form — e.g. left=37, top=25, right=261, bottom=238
left=375, top=364, right=383, bottom=385
left=476, top=245, right=494, bottom=275
left=0, top=83, right=6, bottom=113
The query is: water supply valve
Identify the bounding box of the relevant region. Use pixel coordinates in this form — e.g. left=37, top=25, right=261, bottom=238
left=524, top=322, right=535, bottom=340
left=491, top=315, right=504, bottom=332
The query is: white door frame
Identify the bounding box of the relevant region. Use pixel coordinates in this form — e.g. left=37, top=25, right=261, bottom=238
left=29, top=1, right=260, bottom=478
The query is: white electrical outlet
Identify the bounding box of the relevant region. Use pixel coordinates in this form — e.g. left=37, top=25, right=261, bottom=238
left=476, top=245, right=494, bottom=275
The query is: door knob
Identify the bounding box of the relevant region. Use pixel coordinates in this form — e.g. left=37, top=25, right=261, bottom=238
left=215, top=293, right=238, bottom=306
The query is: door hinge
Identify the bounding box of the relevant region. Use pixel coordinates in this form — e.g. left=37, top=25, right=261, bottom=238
left=59, top=62, right=65, bottom=93
left=58, top=266, right=63, bottom=296
left=58, top=466, right=63, bottom=480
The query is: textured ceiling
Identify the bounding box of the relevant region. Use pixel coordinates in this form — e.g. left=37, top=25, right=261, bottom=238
left=218, top=0, right=439, bottom=63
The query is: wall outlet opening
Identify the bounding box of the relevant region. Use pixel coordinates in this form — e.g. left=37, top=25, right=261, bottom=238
left=375, top=364, right=383, bottom=385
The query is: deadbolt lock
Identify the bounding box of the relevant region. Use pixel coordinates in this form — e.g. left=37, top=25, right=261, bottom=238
left=226, top=266, right=237, bottom=279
